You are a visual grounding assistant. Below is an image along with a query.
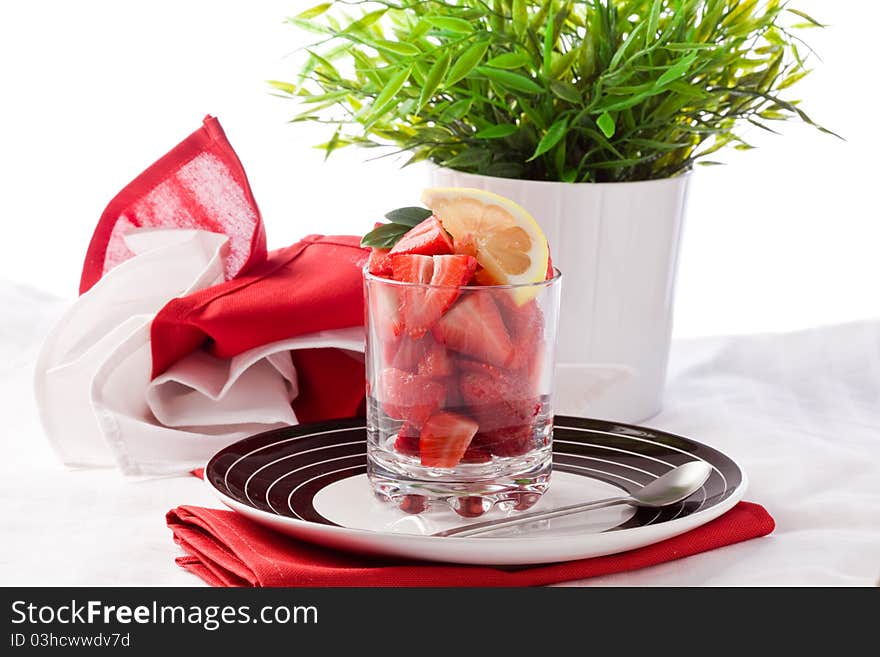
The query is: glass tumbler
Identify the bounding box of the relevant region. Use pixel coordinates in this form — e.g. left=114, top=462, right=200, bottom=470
left=364, top=269, right=561, bottom=517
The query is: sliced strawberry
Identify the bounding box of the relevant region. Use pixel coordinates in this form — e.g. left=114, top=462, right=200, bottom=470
left=433, top=294, right=514, bottom=368
left=391, top=254, right=477, bottom=338
left=546, top=252, right=555, bottom=280
left=391, top=254, right=434, bottom=338
left=460, top=443, right=492, bottom=463
left=390, top=253, right=434, bottom=284
left=419, top=411, right=479, bottom=468
left=458, top=362, right=540, bottom=433
left=391, top=335, right=426, bottom=371
left=377, top=367, right=445, bottom=428
left=393, top=423, right=420, bottom=457
left=417, top=341, right=454, bottom=377
left=474, top=425, right=535, bottom=457
left=495, top=295, right=545, bottom=371
left=389, top=216, right=454, bottom=257
left=368, top=248, right=394, bottom=276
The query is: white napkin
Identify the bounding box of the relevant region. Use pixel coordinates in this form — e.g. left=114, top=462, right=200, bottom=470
left=33, top=228, right=365, bottom=475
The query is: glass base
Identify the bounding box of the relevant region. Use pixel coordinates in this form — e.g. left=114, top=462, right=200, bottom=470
left=367, top=445, right=552, bottom=517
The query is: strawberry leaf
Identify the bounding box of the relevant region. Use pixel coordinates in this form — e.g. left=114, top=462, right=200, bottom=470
left=384, top=206, right=433, bottom=227
left=360, top=223, right=411, bottom=248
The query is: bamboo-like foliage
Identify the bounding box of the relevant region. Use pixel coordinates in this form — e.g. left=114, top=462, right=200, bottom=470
left=273, top=0, right=834, bottom=182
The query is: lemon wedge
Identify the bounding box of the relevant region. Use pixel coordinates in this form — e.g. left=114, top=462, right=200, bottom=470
left=421, top=187, right=549, bottom=302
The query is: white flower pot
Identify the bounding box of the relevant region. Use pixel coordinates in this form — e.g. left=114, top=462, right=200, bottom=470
left=428, top=166, right=691, bottom=424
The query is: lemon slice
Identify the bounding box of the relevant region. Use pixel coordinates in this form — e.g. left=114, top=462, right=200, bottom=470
left=421, top=187, right=549, bottom=303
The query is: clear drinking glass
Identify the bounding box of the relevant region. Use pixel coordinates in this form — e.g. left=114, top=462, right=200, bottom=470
left=364, top=269, right=561, bottom=517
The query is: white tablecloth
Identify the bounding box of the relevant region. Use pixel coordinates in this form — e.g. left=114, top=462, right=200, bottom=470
left=2, top=280, right=878, bottom=586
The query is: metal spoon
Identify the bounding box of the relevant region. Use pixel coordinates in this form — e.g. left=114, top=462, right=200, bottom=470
left=433, top=461, right=713, bottom=538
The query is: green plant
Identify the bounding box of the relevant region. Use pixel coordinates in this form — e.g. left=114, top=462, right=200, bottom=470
left=273, top=0, right=834, bottom=182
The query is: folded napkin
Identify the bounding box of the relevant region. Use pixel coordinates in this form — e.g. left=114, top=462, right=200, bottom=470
left=167, top=501, right=775, bottom=587
left=35, top=116, right=368, bottom=474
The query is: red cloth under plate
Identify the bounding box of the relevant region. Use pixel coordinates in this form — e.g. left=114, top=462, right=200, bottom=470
left=166, top=501, right=775, bottom=587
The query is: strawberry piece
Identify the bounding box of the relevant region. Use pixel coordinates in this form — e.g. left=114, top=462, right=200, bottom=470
left=391, top=253, right=435, bottom=284
left=474, top=425, right=535, bottom=457
left=392, top=254, right=477, bottom=338
left=433, top=294, right=514, bottom=368
left=460, top=443, right=492, bottom=463
left=391, top=335, right=426, bottom=371
left=389, top=216, right=454, bottom=257
left=546, top=252, right=555, bottom=280
left=377, top=367, right=445, bottom=428
left=393, top=423, right=420, bottom=457
left=368, top=248, right=394, bottom=276
left=417, top=341, right=454, bottom=377
left=418, top=411, right=479, bottom=468
left=458, top=362, right=540, bottom=433
left=495, top=295, right=545, bottom=371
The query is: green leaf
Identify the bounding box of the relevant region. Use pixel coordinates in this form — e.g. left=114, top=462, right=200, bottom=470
left=550, top=80, right=582, bottom=104
left=528, top=118, right=568, bottom=161
left=446, top=41, right=489, bottom=86
left=384, top=206, right=433, bottom=227
left=360, top=223, right=411, bottom=249
left=476, top=67, right=543, bottom=94
left=344, top=9, right=388, bottom=35
left=374, top=40, right=421, bottom=56
left=597, top=111, right=615, bottom=138
left=475, top=124, right=518, bottom=139
left=486, top=52, right=532, bottom=69
left=542, top=5, right=555, bottom=76
left=365, top=66, right=411, bottom=121
left=646, top=0, right=662, bottom=47
left=418, top=50, right=451, bottom=111
left=786, top=8, right=825, bottom=28
left=424, top=15, right=474, bottom=34
left=657, top=52, right=698, bottom=86
left=295, top=3, right=332, bottom=20
left=267, top=80, right=296, bottom=95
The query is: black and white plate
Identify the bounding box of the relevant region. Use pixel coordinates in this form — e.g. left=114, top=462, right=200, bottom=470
left=205, top=416, right=746, bottom=565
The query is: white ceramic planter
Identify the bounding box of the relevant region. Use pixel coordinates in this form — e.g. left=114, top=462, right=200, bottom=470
left=428, top=166, right=691, bottom=424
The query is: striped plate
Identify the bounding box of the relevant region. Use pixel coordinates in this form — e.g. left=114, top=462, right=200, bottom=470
left=205, top=416, right=746, bottom=565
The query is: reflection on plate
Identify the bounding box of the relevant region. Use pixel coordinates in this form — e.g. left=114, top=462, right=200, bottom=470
left=205, top=416, right=746, bottom=565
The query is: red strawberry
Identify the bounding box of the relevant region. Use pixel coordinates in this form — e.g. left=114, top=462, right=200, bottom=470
left=433, top=294, right=514, bottom=368
left=419, top=411, right=479, bottom=468
left=389, top=216, right=454, bottom=257
left=495, top=295, right=545, bottom=371
left=391, top=335, right=426, bottom=371
left=392, top=254, right=477, bottom=338
left=391, top=253, right=434, bottom=284
left=367, top=248, right=394, bottom=276
left=393, top=423, right=420, bottom=457
left=377, top=367, right=445, bottom=428
left=474, top=425, right=535, bottom=457
left=546, top=252, right=555, bottom=280
left=457, top=362, right=540, bottom=433
left=460, top=443, right=492, bottom=463
left=417, top=341, right=454, bottom=377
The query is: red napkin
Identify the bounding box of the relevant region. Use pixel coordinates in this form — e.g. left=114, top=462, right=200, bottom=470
left=79, top=115, right=370, bottom=423
left=167, top=501, right=775, bottom=587
left=149, top=234, right=369, bottom=421
left=80, top=115, right=267, bottom=294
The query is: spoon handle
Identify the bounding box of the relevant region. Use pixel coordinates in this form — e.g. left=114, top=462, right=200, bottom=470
left=432, top=495, right=631, bottom=538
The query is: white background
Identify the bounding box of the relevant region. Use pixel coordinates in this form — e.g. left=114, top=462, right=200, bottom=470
left=1, top=0, right=876, bottom=338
